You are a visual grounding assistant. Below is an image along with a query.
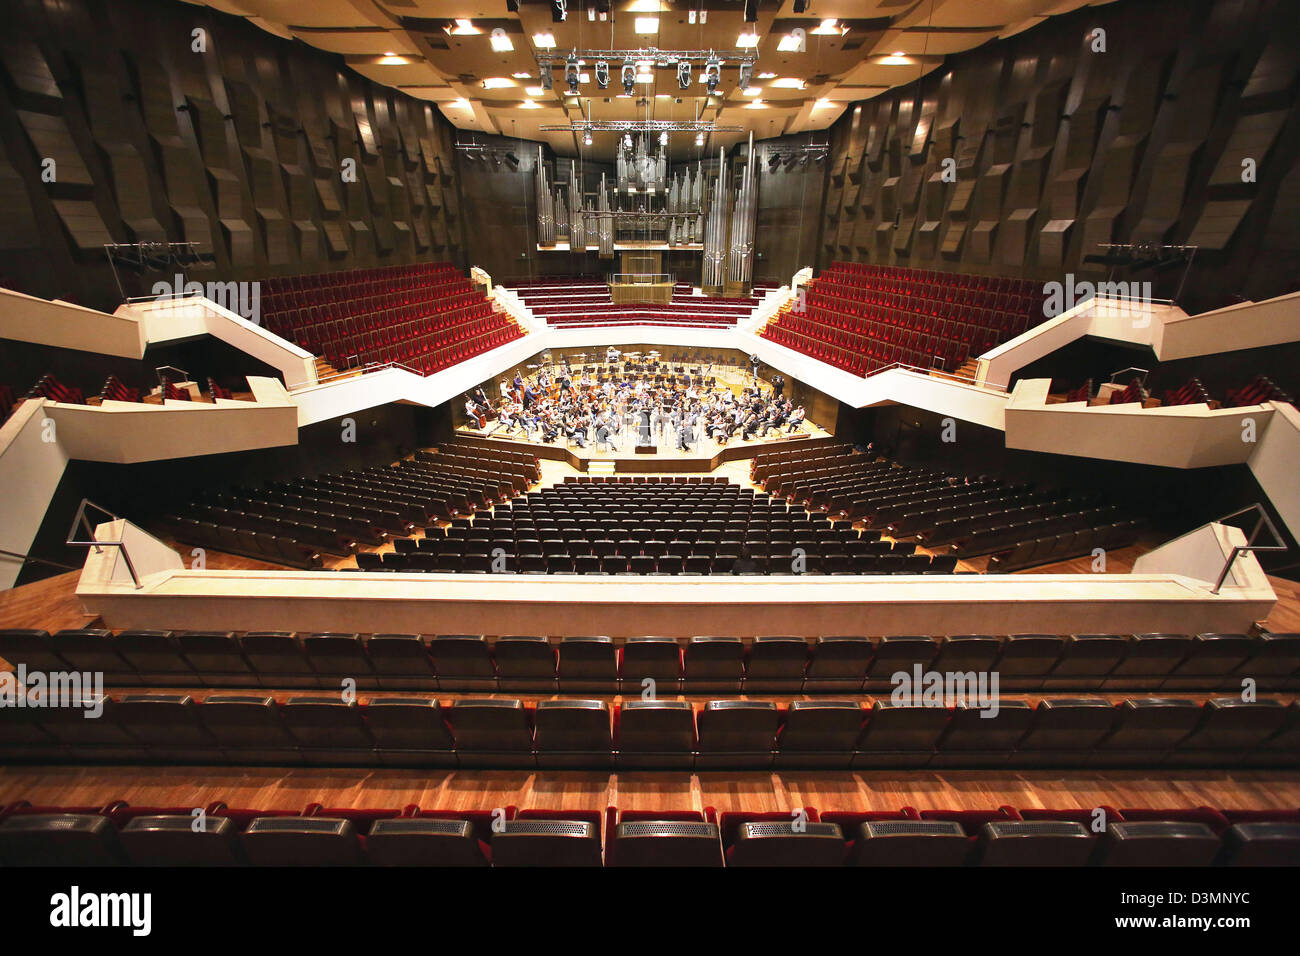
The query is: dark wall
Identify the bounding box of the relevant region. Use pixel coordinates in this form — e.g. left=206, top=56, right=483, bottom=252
left=751, top=134, right=829, bottom=284
left=0, top=0, right=467, bottom=314
left=816, top=0, right=1300, bottom=315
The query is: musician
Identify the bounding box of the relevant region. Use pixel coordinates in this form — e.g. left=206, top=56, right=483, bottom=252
left=787, top=405, right=806, bottom=433
left=771, top=374, right=785, bottom=398
left=499, top=379, right=511, bottom=401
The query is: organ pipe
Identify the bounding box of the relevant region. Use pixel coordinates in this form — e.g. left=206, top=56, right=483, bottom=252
left=701, top=147, right=729, bottom=293
left=535, top=146, right=555, bottom=246
left=727, top=131, right=757, bottom=292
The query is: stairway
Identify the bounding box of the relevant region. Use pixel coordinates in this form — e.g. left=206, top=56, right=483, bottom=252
left=587, top=460, right=617, bottom=477
left=314, top=356, right=341, bottom=381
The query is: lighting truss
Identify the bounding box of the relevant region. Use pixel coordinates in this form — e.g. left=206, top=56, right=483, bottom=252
left=536, top=47, right=758, bottom=79
left=540, top=120, right=743, bottom=132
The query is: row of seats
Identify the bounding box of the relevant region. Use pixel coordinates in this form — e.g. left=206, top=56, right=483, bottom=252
left=4, top=691, right=1297, bottom=770
left=762, top=263, right=1042, bottom=376
left=1065, top=373, right=1295, bottom=409
left=2, top=803, right=1295, bottom=866
left=4, top=630, right=1296, bottom=692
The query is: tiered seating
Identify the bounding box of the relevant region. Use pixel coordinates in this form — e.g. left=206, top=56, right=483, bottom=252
left=508, top=275, right=760, bottom=328
left=260, top=262, right=522, bottom=374
left=25, top=372, right=84, bottom=405
left=164, top=443, right=537, bottom=569
left=762, top=263, right=1043, bottom=376
left=1162, top=377, right=1212, bottom=406
left=98, top=374, right=141, bottom=403
left=2, top=800, right=1293, bottom=866
left=207, top=378, right=233, bottom=400
left=0, top=384, right=17, bottom=422
left=1226, top=373, right=1294, bottom=407
left=370, top=476, right=950, bottom=575
left=1058, top=372, right=1294, bottom=409
left=6, top=629, right=1293, bottom=694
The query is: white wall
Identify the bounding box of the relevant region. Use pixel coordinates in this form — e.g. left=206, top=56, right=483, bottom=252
left=0, top=287, right=145, bottom=358
left=0, top=401, right=71, bottom=590
left=1248, top=401, right=1300, bottom=543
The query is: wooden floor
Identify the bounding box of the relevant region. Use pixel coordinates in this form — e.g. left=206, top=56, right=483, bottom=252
left=2, top=764, right=1296, bottom=816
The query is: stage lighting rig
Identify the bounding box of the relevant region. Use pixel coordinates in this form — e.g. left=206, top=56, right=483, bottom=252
left=739, top=62, right=752, bottom=89
left=677, top=59, right=692, bottom=89
left=565, top=53, right=580, bottom=94
left=704, top=55, right=721, bottom=94
left=622, top=62, right=636, bottom=95
left=552, top=0, right=567, bottom=23
left=595, top=60, right=610, bottom=88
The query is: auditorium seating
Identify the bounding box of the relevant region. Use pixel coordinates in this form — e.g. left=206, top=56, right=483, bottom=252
left=25, top=373, right=84, bottom=405
left=508, top=276, right=761, bottom=328
left=2, top=800, right=1294, bottom=866
left=165, top=442, right=536, bottom=568
left=6, top=629, right=1293, bottom=696
left=375, top=475, right=954, bottom=575
left=761, top=263, right=1043, bottom=375
left=260, top=262, right=522, bottom=374
left=751, top=443, right=1139, bottom=571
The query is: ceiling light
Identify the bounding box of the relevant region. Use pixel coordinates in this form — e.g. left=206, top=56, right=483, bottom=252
left=629, top=0, right=665, bottom=10
left=565, top=54, right=580, bottom=94
left=584, top=132, right=592, bottom=145
left=512, top=72, right=531, bottom=79
left=595, top=60, right=610, bottom=88
left=533, top=33, right=556, bottom=48
left=737, top=32, right=759, bottom=48
left=447, top=19, right=480, bottom=36
left=742, top=87, right=761, bottom=96
left=622, top=63, right=636, bottom=95
left=688, top=10, right=696, bottom=24
left=677, top=60, right=692, bottom=89
left=634, top=17, right=659, bottom=34
left=636, top=60, right=653, bottom=70
left=482, top=77, right=514, bottom=89
left=636, top=72, right=654, bottom=84
left=525, top=86, right=545, bottom=96
left=880, top=54, right=914, bottom=65
left=758, top=71, right=775, bottom=79
left=771, top=78, right=805, bottom=89
left=814, top=98, right=832, bottom=109
left=588, top=6, right=595, bottom=20
left=489, top=31, right=513, bottom=52
left=520, top=100, right=542, bottom=109
left=655, top=93, right=672, bottom=99
left=659, top=131, right=668, bottom=145
left=744, top=99, right=767, bottom=109
left=695, top=134, right=704, bottom=146
left=705, top=55, right=721, bottom=94
left=451, top=99, right=471, bottom=108
left=777, top=34, right=802, bottom=52
left=378, top=55, right=408, bottom=65
left=811, top=19, right=847, bottom=36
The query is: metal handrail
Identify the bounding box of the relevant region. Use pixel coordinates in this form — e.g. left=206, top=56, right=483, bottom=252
left=1210, top=503, right=1289, bottom=594
left=0, top=548, right=81, bottom=574
left=64, top=499, right=141, bottom=589
left=291, top=360, right=425, bottom=391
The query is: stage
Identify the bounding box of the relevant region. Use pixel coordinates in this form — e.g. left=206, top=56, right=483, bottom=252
left=452, top=426, right=837, bottom=473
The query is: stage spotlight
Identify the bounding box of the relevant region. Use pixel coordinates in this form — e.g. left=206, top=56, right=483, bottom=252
left=704, top=56, right=721, bottom=94
left=540, top=64, right=553, bottom=90
left=506, top=0, right=519, bottom=10
left=595, top=60, right=609, bottom=88
left=565, top=53, right=580, bottom=94
left=622, top=62, right=636, bottom=96
left=792, top=0, right=808, bottom=11
left=552, top=0, right=567, bottom=23
left=659, top=131, right=668, bottom=146
left=677, top=59, right=691, bottom=89
left=743, top=0, right=757, bottom=23
left=738, top=62, right=752, bottom=89
left=583, top=130, right=592, bottom=146
left=695, top=132, right=704, bottom=146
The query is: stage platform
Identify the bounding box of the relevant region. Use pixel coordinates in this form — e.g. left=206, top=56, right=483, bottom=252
left=451, top=427, right=838, bottom=473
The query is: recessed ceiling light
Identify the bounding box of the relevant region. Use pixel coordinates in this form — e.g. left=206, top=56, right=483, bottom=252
left=737, top=32, right=760, bottom=48
left=451, top=99, right=471, bottom=108
left=447, top=19, right=480, bottom=36
left=490, top=33, right=513, bottom=52
left=757, top=71, right=776, bottom=79
left=513, top=72, right=531, bottom=79
left=635, top=17, right=659, bottom=34
left=814, top=98, right=832, bottom=109
left=880, top=54, right=914, bottom=65
left=525, top=86, right=545, bottom=96
left=520, top=99, right=541, bottom=109
left=378, top=55, right=407, bottom=65
left=742, top=87, right=761, bottom=96
left=744, top=100, right=767, bottom=109
left=771, top=78, right=805, bottom=89
left=636, top=73, right=654, bottom=83
left=482, top=77, right=514, bottom=89
left=777, top=34, right=802, bottom=52
left=533, top=33, right=556, bottom=48
left=655, top=93, right=672, bottom=99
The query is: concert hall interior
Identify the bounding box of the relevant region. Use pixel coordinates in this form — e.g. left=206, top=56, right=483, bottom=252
left=3, top=0, right=1300, bottom=884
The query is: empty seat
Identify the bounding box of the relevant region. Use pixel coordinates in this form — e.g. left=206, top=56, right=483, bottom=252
left=1097, top=822, right=1221, bottom=866
left=281, top=697, right=374, bottom=765
left=1015, top=698, right=1116, bottom=767
left=175, top=631, right=257, bottom=687
left=445, top=698, right=534, bottom=769
left=491, top=820, right=602, bottom=866
left=863, top=635, right=936, bottom=692
left=39, top=694, right=145, bottom=762
left=120, top=815, right=242, bottom=866
left=726, top=821, right=845, bottom=867
left=49, top=629, right=134, bottom=683
left=617, top=700, right=696, bottom=769
left=0, top=629, right=70, bottom=673
left=240, top=632, right=315, bottom=688
left=697, top=700, right=778, bottom=770
left=1102, top=633, right=1193, bottom=690
left=684, top=636, right=744, bottom=692
left=1168, top=698, right=1290, bottom=766
left=611, top=821, right=723, bottom=867
left=804, top=636, right=872, bottom=692
left=430, top=634, right=496, bottom=691
left=1162, top=633, right=1255, bottom=690
left=534, top=699, right=612, bottom=769
left=493, top=635, right=556, bottom=692
left=363, top=634, right=436, bottom=689
left=1251, top=632, right=1300, bottom=689
left=932, top=701, right=1034, bottom=767
left=849, top=820, right=969, bottom=866
left=114, top=694, right=217, bottom=763
left=239, top=817, right=364, bottom=866
left=0, top=813, right=125, bottom=866
left=300, top=633, right=373, bottom=688
left=1093, top=698, right=1202, bottom=766
left=114, top=630, right=195, bottom=685
left=197, top=695, right=300, bottom=764
left=1219, top=823, right=1300, bottom=866
left=619, top=637, right=681, bottom=694
left=745, top=636, right=808, bottom=692
left=364, top=697, right=456, bottom=767
left=775, top=700, right=863, bottom=769
left=995, top=634, right=1066, bottom=690
left=365, top=818, right=488, bottom=866
left=930, top=634, right=1002, bottom=674
left=852, top=702, right=951, bottom=769
left=977, top=821, right=1094, bottom=866
left=558, top=636, right=617, bottom=692
left=1042, top=634, right=1127, bottom=691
